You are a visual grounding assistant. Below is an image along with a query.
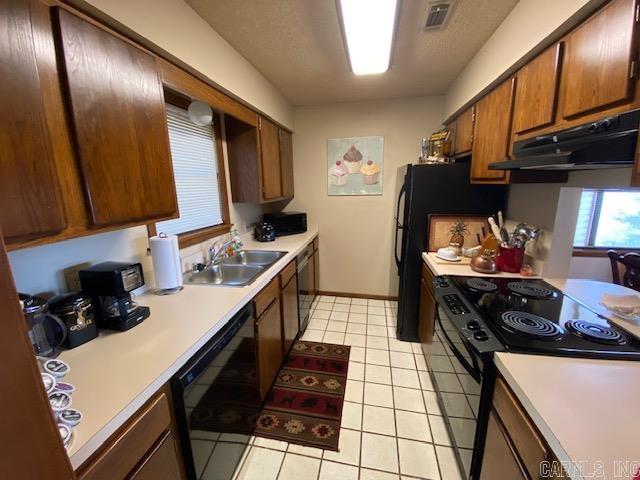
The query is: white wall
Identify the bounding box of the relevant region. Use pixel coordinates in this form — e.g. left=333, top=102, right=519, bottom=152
left=569, top=257, right=613, bottom=282
left=77, top=0, right=294, bottom=128
left=444, top=0, right=604, bottom=118
left=507, top=168, right=635, bottom=279
left=288, top=96, right=445, bottom=297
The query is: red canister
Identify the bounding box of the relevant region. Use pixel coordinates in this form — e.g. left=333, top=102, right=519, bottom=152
left=496, top=246, right=525, bottom=273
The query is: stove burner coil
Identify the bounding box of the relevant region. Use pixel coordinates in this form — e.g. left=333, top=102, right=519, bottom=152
left=501, top=311, right=564, bottom=339
left=467, top=278, right=498, bottom=292
left=507, top=282, right=554, bottom=299
left=565, top=320, right=626, bottom=345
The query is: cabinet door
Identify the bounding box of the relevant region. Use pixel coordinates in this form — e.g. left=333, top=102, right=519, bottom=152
left=418, top=278, right=435, bottom=344
left=129, top=431, right=184, bottom=480
left=453, top=106, right=474, bottom=155
left=471, top=79, right=515, bottom=183
left=259, top=117, right=282, bottom=200
left=55, top=9, right=177, bottom=226
left=256, top=299, right=283, bottom=398
left=281, top=275, right=299, bottom=354
left=512, top=43, right=562, bottom=133
left=0, top=0, right=66, bottom=243
left=561, top=0, right=638, bottom=118
left=480, top=411, right=527, bottom=480
left=279, top=129, right=294, bottom=198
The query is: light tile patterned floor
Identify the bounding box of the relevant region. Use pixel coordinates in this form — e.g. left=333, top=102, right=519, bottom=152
left=197, top=296, right=467, bottom=480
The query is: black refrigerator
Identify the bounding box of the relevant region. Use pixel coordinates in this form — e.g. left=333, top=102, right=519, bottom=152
left=394, top=162, right=507, bottom=342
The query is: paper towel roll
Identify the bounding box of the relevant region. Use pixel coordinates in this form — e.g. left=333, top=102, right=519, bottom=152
left=150, top=233, right=183, bottom=293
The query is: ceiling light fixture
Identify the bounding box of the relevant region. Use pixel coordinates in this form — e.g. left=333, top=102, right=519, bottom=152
left=338, top=0, right=398, bottom=75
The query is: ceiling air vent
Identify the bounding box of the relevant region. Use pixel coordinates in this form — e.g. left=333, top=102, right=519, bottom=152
left=424, top=1, right=454, bottom=30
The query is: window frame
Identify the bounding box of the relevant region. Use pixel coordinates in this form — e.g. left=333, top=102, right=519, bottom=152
left=147, top=89, right=231, bottom=249
left=572, top=189, right=639, bottom=257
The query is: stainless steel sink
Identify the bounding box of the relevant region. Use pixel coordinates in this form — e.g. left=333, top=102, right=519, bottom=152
left=222, top=250, right=287, bottom=267
left=184, top=264, right=265, bottom=287
left=183, top=250, right=288, bottom=287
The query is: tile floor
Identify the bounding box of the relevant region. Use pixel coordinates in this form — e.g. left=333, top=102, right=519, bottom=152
left=195, top=296, right=468, bottom=480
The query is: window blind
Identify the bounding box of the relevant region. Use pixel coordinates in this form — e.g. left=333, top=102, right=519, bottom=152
left=573, top=190, right=597, bottom=247
left=156, top=104, right=223, bottom=236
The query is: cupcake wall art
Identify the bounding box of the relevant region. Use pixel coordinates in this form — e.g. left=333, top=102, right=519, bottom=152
left=327, top=136, right=384, bottom=196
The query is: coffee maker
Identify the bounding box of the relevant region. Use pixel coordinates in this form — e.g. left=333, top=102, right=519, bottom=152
left=79, top=262, right=150, bottom=331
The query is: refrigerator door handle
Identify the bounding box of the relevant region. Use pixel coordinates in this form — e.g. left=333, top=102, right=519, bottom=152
left=394, top=184, right=406, bottom=271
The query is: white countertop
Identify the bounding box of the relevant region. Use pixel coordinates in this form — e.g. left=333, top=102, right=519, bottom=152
left=422, top=252, right=537, bottom=279
left=60, top=227, right=318, bottom=469
left=495, top=352, right=640, bottom=480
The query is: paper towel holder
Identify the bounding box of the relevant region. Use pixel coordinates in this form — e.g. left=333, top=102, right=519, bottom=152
left=152, top=232, right=184, bottom=296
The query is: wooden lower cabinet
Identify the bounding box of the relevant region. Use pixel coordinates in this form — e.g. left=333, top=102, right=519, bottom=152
left=256, top=298, right=283, bottom=398
left=77, top=390, right=185, bottom=480
left=419, top=278, right=436, bottom=344
left=418, top=263, right=436, bottom=344
left=482, top=376, right=564, bottom=480
left=481, top=411, right=528, bottom=480
left=281, top=274, right=299, bottom=355
left=129, top=431, right=184, bottom=480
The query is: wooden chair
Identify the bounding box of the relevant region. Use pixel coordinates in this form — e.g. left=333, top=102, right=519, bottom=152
left=607, top=250, right=640, bottom=291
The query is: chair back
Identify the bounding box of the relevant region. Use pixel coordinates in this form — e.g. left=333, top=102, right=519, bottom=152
left=607, top=250, right=640, bottom=292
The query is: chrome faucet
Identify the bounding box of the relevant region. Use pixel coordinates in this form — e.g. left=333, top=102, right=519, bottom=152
left=208, top=235, right=242, bottom=266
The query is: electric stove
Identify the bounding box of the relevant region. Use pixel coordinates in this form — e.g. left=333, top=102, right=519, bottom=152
left=430, top=275, right=640, bottom=480
left=446, top=275, right=640, bottom=359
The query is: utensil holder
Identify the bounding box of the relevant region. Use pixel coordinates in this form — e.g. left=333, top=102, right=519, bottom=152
left=496, top=246, right=524, bottom=273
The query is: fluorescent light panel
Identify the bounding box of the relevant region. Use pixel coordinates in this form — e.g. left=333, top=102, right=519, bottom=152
left=339, top=0, right=398, bottom=75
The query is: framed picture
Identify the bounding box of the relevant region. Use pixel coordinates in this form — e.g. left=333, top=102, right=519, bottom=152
left=327, top=136, right=383, bottom=196
left=427, top=214, right=490, bottom=251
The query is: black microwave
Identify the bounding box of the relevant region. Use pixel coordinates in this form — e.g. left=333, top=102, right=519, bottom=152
left=262, top=212, right=307, bottom=237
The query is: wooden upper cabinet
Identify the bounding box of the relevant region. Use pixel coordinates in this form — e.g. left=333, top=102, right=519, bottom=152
left=226, top=115, right=295, bottom=203
left=453, top=106, right=474, bottom=155
left=259, top=117, right=282, bottom=200
left=279, top=129, right=294, bottom=198
left=0, top=0, right=67, bottom=243
left=560, top=0, right=638, bottom=118
left=55, top=9, right=177, bottom=226
left=512, top=43, right=563, bottom=134
left=471, top=79, right=515, bottom=184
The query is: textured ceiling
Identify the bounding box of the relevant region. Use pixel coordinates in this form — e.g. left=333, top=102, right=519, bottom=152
left=186, top=0, right=519, bottom=106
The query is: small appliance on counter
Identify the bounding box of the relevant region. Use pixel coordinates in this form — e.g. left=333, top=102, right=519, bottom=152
left=49, top=292, right=99, bottom=349
left=262, top=211, right=307, bottom=237
left=79, top=262, right=150, bottom=331
left=19, top=293, right=67, bottom=357
left=254, top=222, right=276, bottom=242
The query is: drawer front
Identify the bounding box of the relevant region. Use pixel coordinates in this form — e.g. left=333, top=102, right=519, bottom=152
left=279, top=259, right=297, bottom=288
left=493, top=376, right=548, bottom=479
left=306, top=242, right=314, bottom=257
left=254, top=276, right=280, bottom=318
left=78, top=392, right=172, bottom=480
left=313, top=236, right=319, bottom=251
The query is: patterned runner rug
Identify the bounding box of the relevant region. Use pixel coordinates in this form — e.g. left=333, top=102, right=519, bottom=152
left=254, top=341, right=350, bottom=451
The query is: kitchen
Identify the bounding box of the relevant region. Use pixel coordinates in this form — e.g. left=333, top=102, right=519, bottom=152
left=3, top=0, right=640, bottom=479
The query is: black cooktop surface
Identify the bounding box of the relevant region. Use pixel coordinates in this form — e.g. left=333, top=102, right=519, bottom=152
left=449, top=276, right=640, bottom=359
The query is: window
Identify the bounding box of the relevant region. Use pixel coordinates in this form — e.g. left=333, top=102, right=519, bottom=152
left=573, top=190, right=640, bottom=248
left=154, top=102, right=229, bottom=246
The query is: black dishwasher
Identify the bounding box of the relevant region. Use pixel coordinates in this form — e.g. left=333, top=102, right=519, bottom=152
left=171, top=303, right=260, bottom=480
